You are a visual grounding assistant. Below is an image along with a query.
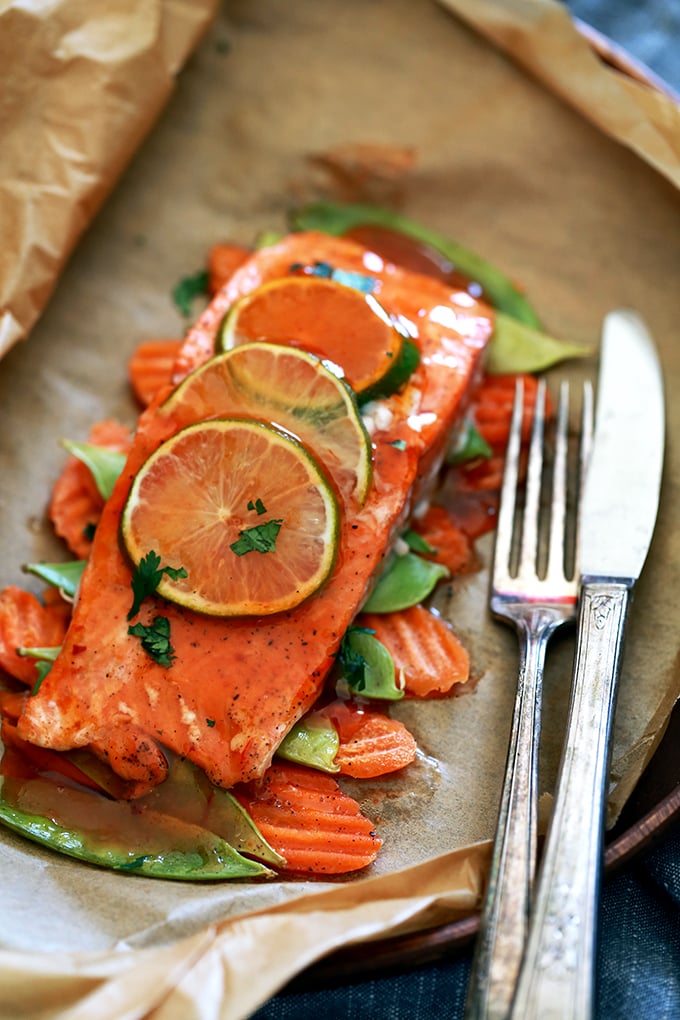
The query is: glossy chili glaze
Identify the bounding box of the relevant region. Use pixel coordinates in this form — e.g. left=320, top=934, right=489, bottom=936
left=15, top=232, right=492, bottom=799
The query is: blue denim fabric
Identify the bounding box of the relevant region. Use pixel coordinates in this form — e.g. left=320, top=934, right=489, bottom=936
left=251, top=824, right=680, bottom=1019
left=597, top=827, right=680, bottom=1019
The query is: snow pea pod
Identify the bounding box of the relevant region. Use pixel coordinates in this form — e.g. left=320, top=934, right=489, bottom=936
left=61, top=440, right=126, bottom=500
left=363, top=552, right=449, bottom=614
left=291, top=202, right=593, bottom=373
left=23, top=559, right=86, bottom=599
left=278, top=715, right=341, bottom=772
left=0, top=775, right=273, bottom=880
left=289, top=200, right=541, bottom=327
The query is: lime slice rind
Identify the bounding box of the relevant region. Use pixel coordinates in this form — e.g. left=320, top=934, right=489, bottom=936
left=216, top=275, right=415, bottom=402
left=121, top=418, right=340, bottom=618
left=163, top=342, right=373, bottom=506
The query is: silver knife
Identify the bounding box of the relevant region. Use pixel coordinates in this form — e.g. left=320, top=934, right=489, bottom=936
left=509, top=309, right=665, bottom=1020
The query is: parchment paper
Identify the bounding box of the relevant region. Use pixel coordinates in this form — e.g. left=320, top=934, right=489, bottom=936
left=0, top=0, right=217, bottom=358
left=0, top=1, right=679, bottom=1017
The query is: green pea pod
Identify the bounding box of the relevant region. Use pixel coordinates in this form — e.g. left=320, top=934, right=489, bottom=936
left=16, top=646, right=60, bottom=695
left=341, top=628, right=404, bottom=700
left=446, top=421, right=493, bottom=465
left=23, top=560, right=86, bottom=599
left=139, top=756, right=286, bottom=867
left=55, top=749, right=285, bottom=868
left=363, top=552, right=449, bottom=613
left=278, top=715, right=341, bottom=772
left=255, top=229, right=285, bottom=249
left=402, top=529, right=437, bottom=555
left=203, top=789, right=286, bottom=867
left=487, top=312, right=593, bottom=374
left=61, top=440, right=126, bottom=501
left=17, top=646, right=60, bottom=664
left=289, top=201, right=541, bottom=327
left=0, top=776, right=273, bottom=880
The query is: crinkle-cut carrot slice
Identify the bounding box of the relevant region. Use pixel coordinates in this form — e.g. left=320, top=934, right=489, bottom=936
left=49, top=419, right=133, bottom=558
left=433, top=375, right=541, bottom=526
left=128, top=339, right=183, bottom=407
left=236, top=762, right=381, bottom=874
left=410, top=504, right=477, bottom=575
left=359, top=604, right=470, bottom=699
left=473, top=373, right=541, bottom=450
left=450, top=373, right=547, bottom=501
left=207, top=243, right=251, bottom=295
left=0, top=587, right=70, bottom=687
left=321, top=701, right=417, bottom=779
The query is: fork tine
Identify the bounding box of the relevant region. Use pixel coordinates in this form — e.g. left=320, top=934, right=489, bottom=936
left=494, top=377, right=525, bottom=580
left=575, top=381, right=594, bottom=571
left=518, top=379, right=547, bottom=577
left=546, top=381, right=570, bottom=580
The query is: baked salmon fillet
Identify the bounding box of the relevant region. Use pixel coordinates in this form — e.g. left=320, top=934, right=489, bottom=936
left=16, top=232, right=492, bottom=795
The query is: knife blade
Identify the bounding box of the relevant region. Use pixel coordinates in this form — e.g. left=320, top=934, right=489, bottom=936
left=580, top=309, right=665, bottom=580
left=509, top=309, right=665, bottom=1020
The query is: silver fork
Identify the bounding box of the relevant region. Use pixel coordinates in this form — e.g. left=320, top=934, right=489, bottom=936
left=464, top=377, right=593, bottom=1020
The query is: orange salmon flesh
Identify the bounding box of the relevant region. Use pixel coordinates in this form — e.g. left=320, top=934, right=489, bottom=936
left=17, top=232, right=492, bottom=795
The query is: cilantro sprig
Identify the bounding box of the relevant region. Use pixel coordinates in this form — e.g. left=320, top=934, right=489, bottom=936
left=336, top=625, right=375, bottom=693
left=127, top=551, right=187, bottom=668
left=230, top=519, right=283, bottom=556
left=127, top=550, right=188, bottom=621
left=230, top=500, right=283, bottom=556
left=172, top=269, right=209, bottom=317
left=335, top=626, right=404, bottom=700
left=128, top=617, right=177, bottom=668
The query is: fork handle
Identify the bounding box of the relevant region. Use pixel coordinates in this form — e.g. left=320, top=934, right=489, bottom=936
left=509, top=578, right=632, bottom=1020
left=464, top=607, right=565, bottom=1020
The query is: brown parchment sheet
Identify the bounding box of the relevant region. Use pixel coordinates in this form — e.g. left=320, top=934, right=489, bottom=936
left=0, top=0, right=218, bottom=358
left=0, top=1, right=679, bottom=1017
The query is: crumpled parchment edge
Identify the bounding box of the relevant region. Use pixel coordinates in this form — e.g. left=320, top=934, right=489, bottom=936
left=0, top=0, right=217, bottom=359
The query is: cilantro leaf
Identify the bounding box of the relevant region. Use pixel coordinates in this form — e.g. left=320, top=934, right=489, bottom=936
left=336, top=627, right=403, bottom=701
left=247, top=498, right=267, bottom=515
left=230, top=519, right=283, bottom=556
left=172, top=269, right=209, bottom=317
left=128, top=550, right=188, bottom=620
left=336, top=625, right=376, bottom=693
left=128, top=616, right=176, bottom=667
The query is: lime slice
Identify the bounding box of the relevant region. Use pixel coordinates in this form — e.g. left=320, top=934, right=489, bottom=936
left=163, top=341, right=372, bottom=505
left=121, top=418, right=339, bottom=617
left=216, top=275, right=418, bottom=402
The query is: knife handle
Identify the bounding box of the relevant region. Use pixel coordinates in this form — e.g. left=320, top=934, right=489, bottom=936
left=508, top=579, right=632, bottom=1020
